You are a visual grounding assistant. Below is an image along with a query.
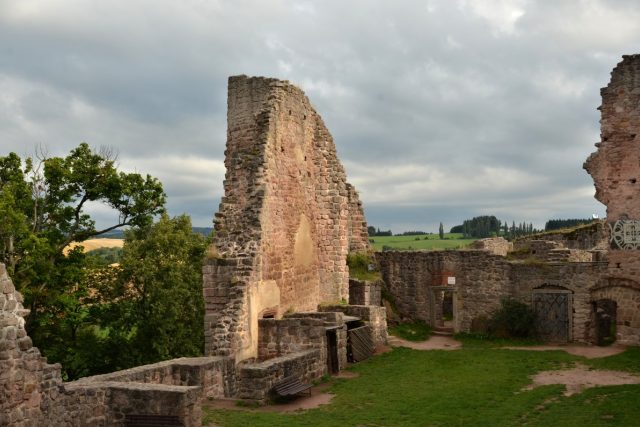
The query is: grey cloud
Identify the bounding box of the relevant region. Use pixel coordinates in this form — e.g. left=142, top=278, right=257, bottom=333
left=0, top=0, right=633, bottom=231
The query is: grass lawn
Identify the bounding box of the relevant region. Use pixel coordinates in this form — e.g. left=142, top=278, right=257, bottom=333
left=203, top=338, right=640, bottom=427
left=370, top=233, right=476, bottom=251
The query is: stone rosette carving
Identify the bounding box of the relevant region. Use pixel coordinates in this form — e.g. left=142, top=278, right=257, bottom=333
left=609, top=220, right=640, bottom=250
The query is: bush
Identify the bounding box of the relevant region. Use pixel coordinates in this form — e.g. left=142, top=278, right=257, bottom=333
left=488, top=299, right=537, bottom=339
left=346, top=252, right=380, bottom=281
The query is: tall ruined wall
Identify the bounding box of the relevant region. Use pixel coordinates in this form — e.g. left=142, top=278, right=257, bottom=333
left=584, top=54, right=640, bottom=344
left=204, top=76, right=370, bottom=361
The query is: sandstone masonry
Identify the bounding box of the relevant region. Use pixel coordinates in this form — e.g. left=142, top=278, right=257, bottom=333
left=203, top=76, right=371, bottom=361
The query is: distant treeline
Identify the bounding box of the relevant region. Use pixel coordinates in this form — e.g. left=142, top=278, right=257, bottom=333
left=368, top=226, right=393, bottom=236
left=450, top=216, right=540, bottom=239
left=544, top=219, right=595, bottom=231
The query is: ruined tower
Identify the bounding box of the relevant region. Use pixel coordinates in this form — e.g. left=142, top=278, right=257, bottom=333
left=203, top=76, right=371, bottom=361
left=584, top=54, right=640, bottom=344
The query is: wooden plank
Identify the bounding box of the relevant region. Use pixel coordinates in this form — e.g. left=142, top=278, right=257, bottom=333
left=348, top=326, right=375, bottom=362
left=273, top=375, right=312, bottom=396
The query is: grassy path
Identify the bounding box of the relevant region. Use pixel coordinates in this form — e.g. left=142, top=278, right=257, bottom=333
left=203, top=339, right=640, bottom=426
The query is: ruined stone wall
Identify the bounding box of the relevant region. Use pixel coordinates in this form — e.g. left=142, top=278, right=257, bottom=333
left=377, top=251, right=608, bottom=340
left=516, top=221, right=608, bottom=250
left=509, top=262, right=607, bottom=342
left=319, top=305, right=388, bottom=347
left=346, top=183, right=371, bottom=253
left=585, top=54, right=640, bottom=279
left=257, top=318, right=327, bottom=362
left=205, top=76, right=370, bottom=361
left=349, top=279, right=382, bottom=306
left=590, top=279, right=640, bottom=345
left=376, top=251, right=512, bottom=331
left=584, top=54, right=640, bottom=344
left=469, top=237, right=512, bottom=256
left=0, top=263, right=64, bottom=427
left=236, top=349, right=324, bottom=402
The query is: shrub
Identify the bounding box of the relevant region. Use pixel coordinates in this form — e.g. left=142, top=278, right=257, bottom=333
left=488, top=299, right=537, bottom=339
left=346, top=252, right=380, bottom=281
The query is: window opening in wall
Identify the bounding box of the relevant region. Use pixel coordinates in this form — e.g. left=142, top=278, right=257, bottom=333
left=261, top=309, right=276, bottom=319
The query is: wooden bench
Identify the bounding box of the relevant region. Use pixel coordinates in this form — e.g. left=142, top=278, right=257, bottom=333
left=273, top=375, right=312, bottom=397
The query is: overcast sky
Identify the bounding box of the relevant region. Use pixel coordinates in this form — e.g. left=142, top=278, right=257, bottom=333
left=2, top=0, right=639, bottom=233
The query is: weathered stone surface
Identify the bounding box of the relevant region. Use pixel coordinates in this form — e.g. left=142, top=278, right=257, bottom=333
left=584, top=54, right=640, bottom=344
left=469, top=237, right=512, bottom=256
left=377, top=250, right=609, bottom=343
left=204, top=76, right=370, bottom=361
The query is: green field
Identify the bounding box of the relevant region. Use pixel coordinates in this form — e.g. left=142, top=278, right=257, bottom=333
left=204, top=338, right=640, bottom=427
left=369, top=233, right=476, bottom=251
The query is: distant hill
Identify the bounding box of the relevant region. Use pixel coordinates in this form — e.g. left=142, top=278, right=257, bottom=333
left=97, top=227, right=214, bottom=239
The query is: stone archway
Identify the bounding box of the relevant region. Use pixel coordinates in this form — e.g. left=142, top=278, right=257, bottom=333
left=590, top=278, right=640, bottom=346
left=593, top=299, right=617, bottom=346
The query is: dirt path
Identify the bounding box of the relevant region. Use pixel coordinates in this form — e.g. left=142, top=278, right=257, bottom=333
left=387, top=334, right=462, bottom=350
left=503, top=344, right=626, bottom=359
left=523, top=363, right=640, bottom=396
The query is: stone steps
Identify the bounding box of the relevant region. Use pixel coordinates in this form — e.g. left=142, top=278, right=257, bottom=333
left=432, top=326, right=454, bottom=336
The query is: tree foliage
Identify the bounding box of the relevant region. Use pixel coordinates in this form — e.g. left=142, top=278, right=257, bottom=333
left=91, top=214, right=208, bottom=370
left=544, top=218, right=594, bottom=231
left=0, top=143, right=167, bottom=378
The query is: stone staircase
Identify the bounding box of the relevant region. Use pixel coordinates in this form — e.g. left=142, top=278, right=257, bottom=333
left=433, top=324, right=454, bottom=336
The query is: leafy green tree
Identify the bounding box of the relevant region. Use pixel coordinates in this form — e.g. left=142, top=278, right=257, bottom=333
left=94, top=214, right=208, bottom=369
left=0, top=143, right=165, bottom=375
left=439, top=222, right=444, bottom=240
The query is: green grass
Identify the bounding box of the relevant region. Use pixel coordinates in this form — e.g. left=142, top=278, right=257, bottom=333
left=203, top=340, right=640, bottom=426
left=346, top=252, right=381, bottom=281
left=389, top=321, right=432, bottom=341
left=370, top=233, right=476, bottom=251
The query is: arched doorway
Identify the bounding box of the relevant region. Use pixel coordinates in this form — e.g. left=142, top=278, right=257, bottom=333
left=593, top=299, right=617, bottom=346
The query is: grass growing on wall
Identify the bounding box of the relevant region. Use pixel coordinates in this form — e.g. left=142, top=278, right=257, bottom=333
left=346, top=252, right=380, bottom=281
left=203, top=338, right=640, bottom=427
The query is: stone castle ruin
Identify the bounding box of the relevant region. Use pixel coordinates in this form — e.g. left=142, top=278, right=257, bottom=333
left=3, top=55, right=640, bottom=426
left=203, top=76, right=373, bottom=362
left=1, top=75, right=385, bottom=426
left=378, top=55, right=640, bottom=347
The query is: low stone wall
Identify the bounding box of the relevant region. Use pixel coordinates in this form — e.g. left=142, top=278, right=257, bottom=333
left=257, top=317, right=327, bottom=363
left=469, top=237, right=512, bottom=256
left=236, top=349, right=324, bottom=402
left=377, top=250, right=615, bottom=343
left=319, top=305, right=388, bottom=347
left=516, top=221, right=608, bottom=250
left=70, top=356, right=234, bottom=400
left=281, top=311, right=348, bottom=372
left=349, top=279, right=382, bottom=306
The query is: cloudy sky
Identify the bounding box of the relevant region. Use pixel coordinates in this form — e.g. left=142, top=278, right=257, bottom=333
left=2, top=0, right=639, bottom=233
